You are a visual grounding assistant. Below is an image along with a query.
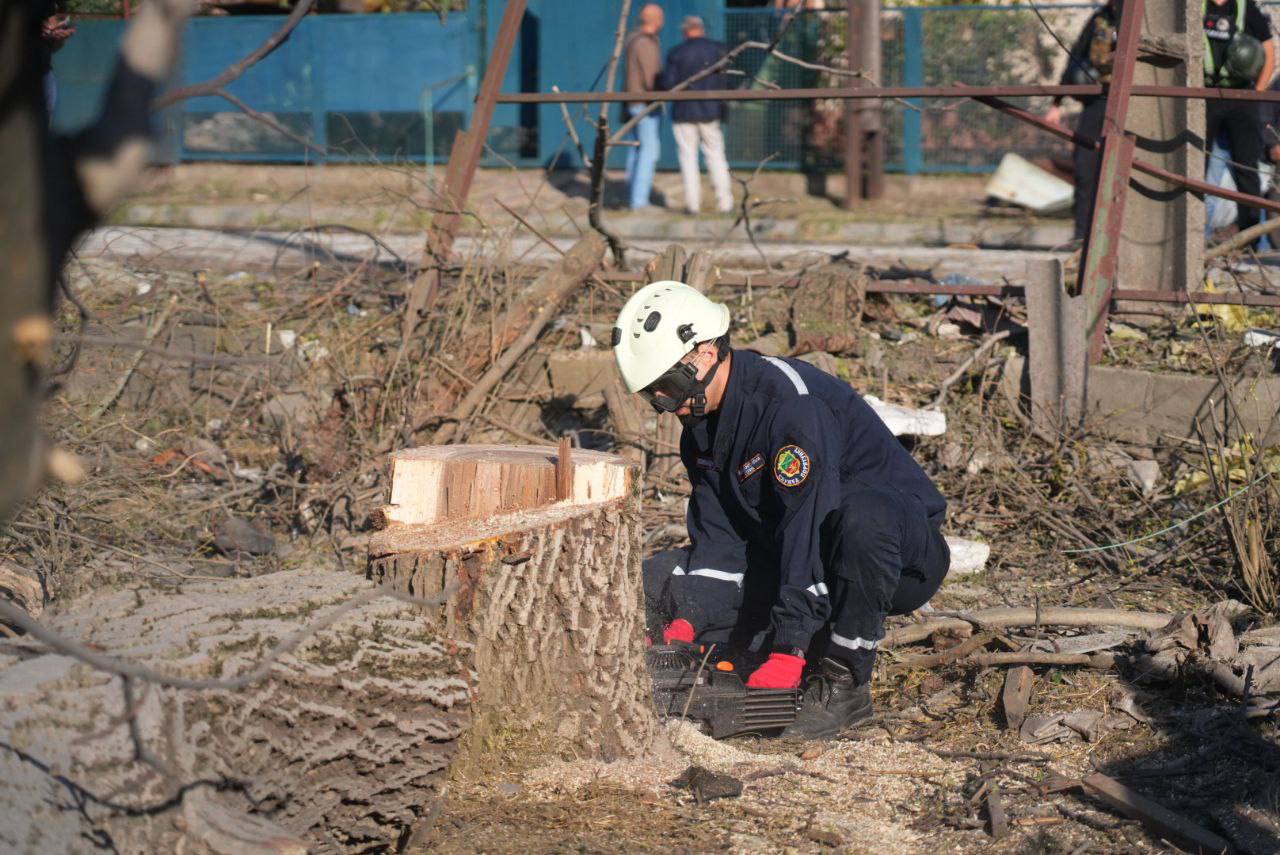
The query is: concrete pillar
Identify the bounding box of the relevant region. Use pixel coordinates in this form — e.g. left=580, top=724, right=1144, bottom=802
left=1118, top=0, right=1205, bottom=293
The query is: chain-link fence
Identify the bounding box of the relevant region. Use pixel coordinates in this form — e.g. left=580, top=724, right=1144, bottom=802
left=722, top=4, right=1096, bottom=173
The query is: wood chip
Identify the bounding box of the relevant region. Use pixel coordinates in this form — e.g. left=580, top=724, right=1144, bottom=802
left=1001, top=665, right=1034, bottom=731
left=987, top=784, right=1009, bottom=840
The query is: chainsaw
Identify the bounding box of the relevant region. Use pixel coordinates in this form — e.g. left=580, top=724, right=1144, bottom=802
left=647, top=642, right=800, bottom=739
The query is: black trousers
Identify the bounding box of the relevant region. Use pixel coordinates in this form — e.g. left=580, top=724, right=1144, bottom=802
left=1206, top=98, right=1265, bottom=235
left=1072, top=98, right=1107, bottom=241
left=642, top=487, right=950, bottom=684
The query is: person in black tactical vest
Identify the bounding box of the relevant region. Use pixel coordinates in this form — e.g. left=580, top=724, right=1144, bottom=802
left=1203, top=0, right=1275, bottom=238
left=1046, top=0, right=1121, bottom=242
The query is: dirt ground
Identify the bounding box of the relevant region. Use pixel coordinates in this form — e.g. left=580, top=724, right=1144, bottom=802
left=6, top=161, right=1280, bottom=851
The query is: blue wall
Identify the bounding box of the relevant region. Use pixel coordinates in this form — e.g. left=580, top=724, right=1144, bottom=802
left=54, top=11, right=478, bottom=162
left=51, top=3, right=1102, bottom=173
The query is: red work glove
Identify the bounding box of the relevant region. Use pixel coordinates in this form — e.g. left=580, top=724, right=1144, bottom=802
left=663, top=619, right=695, bottom=644
left=746, top=653, right=805, bottom=689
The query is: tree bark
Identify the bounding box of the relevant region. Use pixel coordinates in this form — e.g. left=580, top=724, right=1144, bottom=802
left=0, top=568, right=470, bottom=852
left=367, top=444, right=655, bottom=762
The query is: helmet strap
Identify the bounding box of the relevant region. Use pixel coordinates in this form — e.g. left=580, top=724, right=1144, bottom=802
left=682, top=341, right=729, bottom=420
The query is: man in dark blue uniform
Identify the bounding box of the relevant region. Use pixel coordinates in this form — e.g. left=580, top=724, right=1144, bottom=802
left=614, top=282, right=950, bottom=738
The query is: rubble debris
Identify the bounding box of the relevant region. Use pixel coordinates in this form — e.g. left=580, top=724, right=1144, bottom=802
left=1109, top=322, right=1148, bottom=342
left=669, top=766, right=743, bottom=803
left=1136, top=600, right=1280, bottom=703
left=213, top=516, right=277, bottom=557
left=1000, top=666, right=1034, bottom=731
left=261, top=388, right=325, bottom=430
left=985, top=152, right=1073, bottom=213
left=1018, top=710, right=1130, bottom=744
left=792, top=332, right=860, bottom=357
left=740, top=331, right=789, bottom=358
left=547, top=350, right=615, bottom=407
left=944, top=537, right=989, bottom=576
left=0, top=560, right=43, bottom=618
left=864, top=394, right=947, bottom=437
left=1027, top=631, right=1134, bottom=655
left=796, top=351, right=841, bottom=378
left=1242, top=328, right=1280, bottom=349
left=1081, top=772, right=1235, bottom=855
left=432, top=233, right=606, bottom=445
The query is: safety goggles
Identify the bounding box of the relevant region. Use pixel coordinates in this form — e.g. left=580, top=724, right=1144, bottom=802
left=640, top=360, right=701, bottom=413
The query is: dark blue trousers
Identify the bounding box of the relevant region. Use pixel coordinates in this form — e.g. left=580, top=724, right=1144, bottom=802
left=643, top=487, right=950, bottom=683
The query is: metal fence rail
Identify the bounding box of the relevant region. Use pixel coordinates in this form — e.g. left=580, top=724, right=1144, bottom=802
left=48, top=3, right=1186, bottom=174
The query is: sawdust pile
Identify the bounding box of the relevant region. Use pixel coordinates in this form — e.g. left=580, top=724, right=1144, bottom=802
left=521, top=721, right=967, bottom=852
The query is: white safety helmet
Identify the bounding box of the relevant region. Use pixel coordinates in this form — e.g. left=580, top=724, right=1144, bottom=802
left=612, top=281, right=731, bottom=411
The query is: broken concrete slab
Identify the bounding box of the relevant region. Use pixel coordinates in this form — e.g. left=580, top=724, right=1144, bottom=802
left=1006, top=352, right=1280, bottom=445
left=261, top=388, right=325, bottom=430
left=547, top=350, right=623, bottom=408
left=945, top=537, right=990, bottom=576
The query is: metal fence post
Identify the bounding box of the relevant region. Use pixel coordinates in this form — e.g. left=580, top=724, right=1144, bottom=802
left=307, top=16, right=327, bottom=162
left=901, top=7, right=923, bottom=176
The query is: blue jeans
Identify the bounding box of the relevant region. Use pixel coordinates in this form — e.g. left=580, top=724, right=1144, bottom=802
left=625, top=104, right=661, bottom=209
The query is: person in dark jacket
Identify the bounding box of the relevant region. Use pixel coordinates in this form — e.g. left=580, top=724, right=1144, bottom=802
left=614, top=282, right=950, bottom=739
left=1045, top=0, right=1119, bottom=242
left=660, top=16, right=734, bottom=214
left=1202, top=0, right=1275, bottom=237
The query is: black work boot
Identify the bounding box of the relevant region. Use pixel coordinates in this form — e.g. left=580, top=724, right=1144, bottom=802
left=782, top=657, right=872, bottom=740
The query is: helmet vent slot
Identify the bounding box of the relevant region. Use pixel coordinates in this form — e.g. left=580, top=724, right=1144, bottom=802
left=643, top=311, right=662, bottom=332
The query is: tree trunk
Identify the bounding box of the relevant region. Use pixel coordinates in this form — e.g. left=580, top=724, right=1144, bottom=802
left=367, top=444, right=655, bottom=762
left=0, top=568, right=470, bottom=852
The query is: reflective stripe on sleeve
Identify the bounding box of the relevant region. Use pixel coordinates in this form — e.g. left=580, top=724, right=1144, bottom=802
left=762, top=356, right=809, bottom=395
left=805, top=582, right=829, bottom=597
left=830, top=631, right=880, bottom=652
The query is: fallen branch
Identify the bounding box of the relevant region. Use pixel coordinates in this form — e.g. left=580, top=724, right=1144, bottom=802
left=89, top=295, right=178, bottom=420
left=884, top=607, right=1173, bottom=648
left=970, top=651, right=1117, bottom=669
left=67, top=334, right=276, bottom=366
left=428, top=232, right=605, bottom=445
left=1080, top=772, right=1235, bottom=854
left=930, top=329, right=1012, bottom=410
left=885, top=630, right=996, bottom=675
left=1205, top=214, right=1280, bottom=261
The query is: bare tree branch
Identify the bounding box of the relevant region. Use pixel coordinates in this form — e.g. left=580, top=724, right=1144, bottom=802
left=587, top=0, right=632, bottom=266
left=153, top=0, right=315, bottom=109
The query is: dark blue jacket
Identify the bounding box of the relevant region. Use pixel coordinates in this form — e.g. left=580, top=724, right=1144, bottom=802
left=660, top=36, right=730, bottom=123
left=672, top=350, right=947, bottom=651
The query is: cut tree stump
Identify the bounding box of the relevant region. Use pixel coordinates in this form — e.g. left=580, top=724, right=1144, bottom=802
left=0, top=568, right=470, bottom=852
left=367, top=443, right=655, bottom=762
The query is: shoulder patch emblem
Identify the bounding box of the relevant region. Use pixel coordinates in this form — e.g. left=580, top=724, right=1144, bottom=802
left=773, top=445, right=811, bottom=487
left=737, top=452, right=765, bottom=481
